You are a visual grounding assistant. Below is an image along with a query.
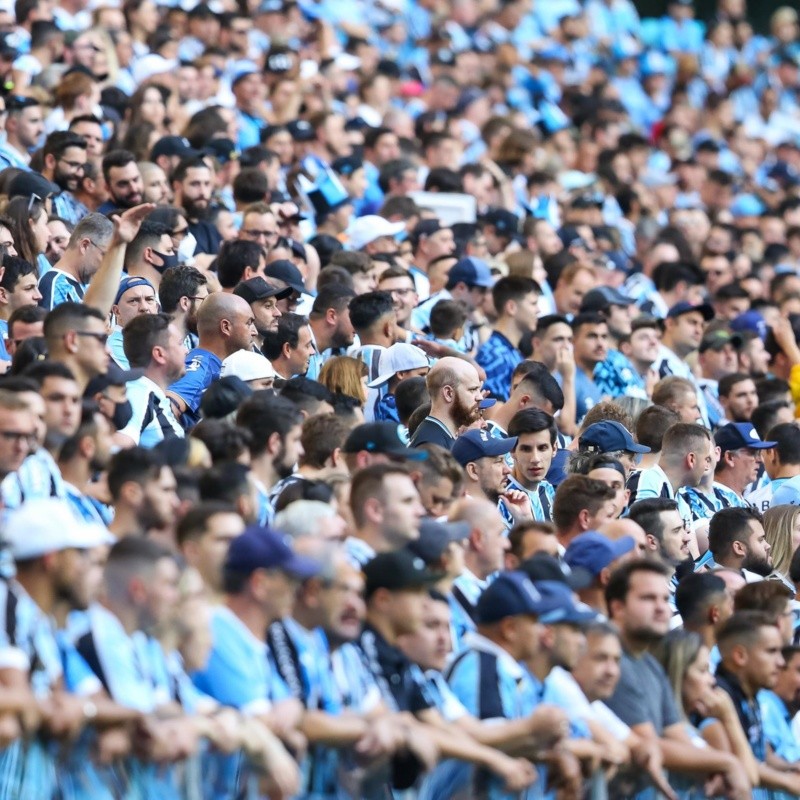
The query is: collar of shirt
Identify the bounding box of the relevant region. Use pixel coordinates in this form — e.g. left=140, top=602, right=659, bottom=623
left=453, top=568, right=488, bottom=606
left=461, top=630, right=527, bottom=681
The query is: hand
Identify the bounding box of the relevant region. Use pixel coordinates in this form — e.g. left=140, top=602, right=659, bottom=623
left=354, top=716, right=403, bottom=761
left=500, top=488, right=533, bottom=521
left=698, top=687, right=735, bottom=723
left=630, top=742, right=676, bottom=800
left=45, top=692, right=86, bottom=741
left=259, top=739, right=301, bottom=800
left=541, top=748, right=582, bottom=799
left=527, top=705, right=570, bottom=748
left=111, top=203, right=156, bottom=245
left=207, top=708, right=244, bottom=753
left=492, top=754, right=537, bottom=793
left=554, top=346, right=575, bottom=380
left=95, top=726, right=132, bottom=764
left=400, top=723, right=439, bottom=773
left=645, top=368, right=659, bottom=398
left=412, top=339, right=451, bottom=359
left=770, top=317, right=800, bottom=361
left=0, top=713, right=19, bottom=749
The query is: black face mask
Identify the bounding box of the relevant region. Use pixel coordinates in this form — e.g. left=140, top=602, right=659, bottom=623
left=112, top=400, right=133, bottom=430
left=151, top=249, right=179, bottom=274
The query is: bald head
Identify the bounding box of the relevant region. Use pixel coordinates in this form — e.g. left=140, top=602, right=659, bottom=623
left=450, top=495, right=500, bottom=529
left=711, top=568, right=746, bottom=596
left=196, top=292, right=255, bottom=353
left=600, top=518, right=647, bottom=559
left=427, top=357, right=479, bottom=394
left=426, top=357, right=483, bottom=427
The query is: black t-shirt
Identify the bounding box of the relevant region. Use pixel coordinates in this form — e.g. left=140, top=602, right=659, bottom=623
left=409, top=416, right=455, bottom=450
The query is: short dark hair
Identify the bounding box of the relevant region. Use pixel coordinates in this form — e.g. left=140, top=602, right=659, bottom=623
left=107, top=446, right=162, bottom=501
left=734, top=580, right=793, bottom=616
left=552, top=475, right=616, bottom=532
left=22, top=360, right=76, bottom=385
left=507, top=408, right=557, bottom=445
left=7, top=305, right=46, bottom=335
left=43, top=302, right=104, bottom=342
left=309, top=283, right=356, bottom=317
left=348, top=291, right=394, bottom=333
left=674, top=571, right=727, bottom=627
left=190, top=419, right=251, bottom=463
left=514, top=362, right=564, bottom=412
left=280, top=377, right=335, bottom=416
left=43, top=130, right=87, bottom=160
left=0, top=255, right=37, bottom=293
left=708, top=506, right=763, bottom=560
left=534, top=314, right=570, bottom=336
left=262, top=313, right=308, bottom=361
left=349, top=462, right=410, bottom=527
left=198, top=461, right=251, bottom=504
left=176, top=501, right=239, bottom=547
left=429, top=299, right=467, bottom=339
left=492, top=276, right=540, bottom=317
left=233, top=167, right=269, bottom=204
left=571, top=311, right=607, bottom=335
left=236, top=394, right=302, bottom=457
left=158, top=266, right=208, bottom=314
left=718, top=372, right=754, bottom=398
left=172, top=155, right=211, bottom=185
left=627, top=498, right=679, bottom=545
left=395, top=376, right=429, bottom=426
left=635, top=406, right=680, bottom=453
left=102, top=149, right=137, bottom=182
left=299, top=413, right=352, bottom=469
left=122, top=313, right=172, bottom=368
left=717, top=610, right=779, bottom=650
left=765, top=422, right=800, bottom=466
left=215, top=240, right=265, bottom=289
left=605, top=559, right=670, bottom=614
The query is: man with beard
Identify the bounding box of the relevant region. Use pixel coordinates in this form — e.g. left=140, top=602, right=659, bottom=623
left=57, top=402, right=115, bottom=524
left=719, top=373, right=759, bottom=424
left=171, top=156, right=222, bottom=255
left=306, top=284, right=356, bottom=380
left=123, top=221, right=178, bottom=291
left=571, top=311, right=610, bottom=423
left=41, top=131, right=89, bottom=225
left=261, top=313, right=316, bottom=379
left=410, top=357, right=484, bottom=449
left=707, top=506, right=773, bottom=582
left=119, top=314, right=187, bottom=448
left=585, top=287, right=649, bottom=401
left=39, top=212, right=114, bottom=309
left=106, top=446, right=180, bottom=538
left=505, top=408, right=558, bottom=523
left=476, top=276, right=540, bottom=401
left=233, top=276, right=291, bottom=353
left=235, top=393, right=304, bottom=526
left=98, top=150, right=144, bottom=215
left=158, top=265, right=210, bottom=351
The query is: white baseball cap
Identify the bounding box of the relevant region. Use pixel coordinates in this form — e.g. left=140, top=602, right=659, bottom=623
left=220, top=350, right=276, bottom=383
left=368, top=343, right=429, bottom=388
left=346, top=215, right=406, bottom=251
left=4, top=498, right=115, bottom=560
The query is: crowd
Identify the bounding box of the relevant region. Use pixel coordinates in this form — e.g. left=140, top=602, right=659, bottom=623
left=0, top=0, right=797, bottom=797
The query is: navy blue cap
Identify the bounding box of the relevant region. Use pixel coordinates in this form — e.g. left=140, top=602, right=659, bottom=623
left=714, top=422, right=777, bottom=453
left=446, top=257, right=494, bottom=290
left=518, top=552, right=593, bottom=591
left=564, top=532, right=635, bottom=578
left=113, top=275, right=154, bottom=306
left=730, top=310, right=767, bottom=340
left=579, top=420, right=650, bottom=455
left=264, top=259, right=305, bottom=294
left=534, top=581, right=600, bottom=625
left=151, top=135, right=200, bottom=160
left=580, top=286, right=634, bottom=313
left=481, top=208, right=519, bottom=235
left=364, top=550, right=443, bottom=598
left=475, top=571, right=550, bottom=624
left=225, top=526, right=320, bottom=579
left=234, top=277, right=293, bottom=304
left=342, top=421, right=427, bottom=460
left=451, top=428, right=517, bottom=467
left=666, top=301, right=714, bottom=321
left=407, top=518, right=471, bottom=564
left=287, top=119, right=315, bottom=142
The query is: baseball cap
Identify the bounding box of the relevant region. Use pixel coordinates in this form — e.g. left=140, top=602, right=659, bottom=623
left=287, top=119, right=315, bottom=142
left=517, top=552, right=593, bottom=591
left=233, top=276, right=293, bottom=305
left=264, top=260, right=305, bottom=294
left=84, top=361, right=144, bottom=396
left=367, top=343, right=429, bottom=388
left=343, top=421, right=428, bottom=460
left=331, top=154, right=364, bottom=177
left=451, top=428, right=518, bottom=467
left=579, top=286, right=634, bottom=313
left=714, top=422, right=777, bottom=453
left=535, top=581, right=599, bottom=626
left=113, top=275, right=154, bottom=306
left=475, top=571, right=550, bottom=624
left=151, top=135, right=200, bottom=161
left=666, top=301, right=714, bottom=321
left=446, top=257, right=494, bottom=290
left=579, top=420, right=650, bottom=454
left=481, top=208, right=519, bottom=235
left=410, top=219, right=443, bottom=249
left=220, top=350, right=275, bottom=382
left=4, top=498, right=114, bottom=559
left=225, top=526, right=320, bottom=579
left=8, top=171, right=59, bottom=200
left=564, top=532, right=636, bottom=578
left=364, top=550, right=443, bottom=598
left=698, top=330, right=743, bottom=353
left=730, top=310, right=768, bottom=340
left=730, top=193, right=766, bottom=218
left=407, top=518, right=471, bottom=564
left=204, top=138, right=240, bottom=165
left=346, top=215, right=405, bottom=251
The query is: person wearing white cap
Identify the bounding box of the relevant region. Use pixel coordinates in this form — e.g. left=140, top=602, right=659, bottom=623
left=345, top=214, right=405, bottom=255
left=220, top=349, right=276, bottom=390
left=369, top=342, right=429, bottom=423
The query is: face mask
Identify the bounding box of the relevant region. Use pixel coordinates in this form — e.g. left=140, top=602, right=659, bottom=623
left=151, top=249, right=179, bottom=274
left=112, top=400, right=133, bottom=430
left=177, top=232, right=197, bottom=265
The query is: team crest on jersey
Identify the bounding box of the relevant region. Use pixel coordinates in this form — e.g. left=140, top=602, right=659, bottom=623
left=186, top=358, right=202, bottom=372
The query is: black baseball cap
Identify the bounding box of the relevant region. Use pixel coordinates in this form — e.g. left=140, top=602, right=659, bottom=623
left=84, top=362, right=144, bottom=396
left=233, top=277, right=292, bottom=305
left=481, top=208, right=519, bottom=235
left=517, top=552, right=593, bottom=591
left=151, top=136, right=200, bottom=161
left=264, top=260, right=305, bottom=294
left=364, top=550, right=443, bottom=599
left=666, top=301, right=714, bottom=321
left=343, top=422, right=428, bottom=461
left=406, top=518, right=471, bottom=564
left=8, top=171, right=59, bottom=200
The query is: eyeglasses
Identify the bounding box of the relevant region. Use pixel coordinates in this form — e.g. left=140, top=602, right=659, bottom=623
left=187, top=295, right=207, bottom=303
left=58, top=157, right=85, bottom=172
left=0, top=429, right=35, bottom=444
left=171, top=228, right=189, bottom=240
left=27, top=193, right=42, bottom=212
left=75, top=330, right=109, bottom=345
left=241, top=229, right=279, bottom=241
left=88, top=241, right=107, bottom=256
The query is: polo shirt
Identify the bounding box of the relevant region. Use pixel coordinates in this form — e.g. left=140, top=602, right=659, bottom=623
left=476, top=330, right=522, bottom=401
left=168, top=347, right=222, bottom=429
left=409, top=416, right=455, bottom=449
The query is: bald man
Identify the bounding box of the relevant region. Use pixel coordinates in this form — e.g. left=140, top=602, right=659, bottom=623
left=600, top=518, right=648, bottom=559
left=410, top=357, right=485, bottom=450
left=167, top=293, right=257, bottom=427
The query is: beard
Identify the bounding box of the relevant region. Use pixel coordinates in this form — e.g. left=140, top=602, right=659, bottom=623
left=451, top=392, right=479, bottom=429
left=274, top=443, right=295, bottom=480
left=186, top=310, right=199, bottom=335
left=182, top=198, right=210, bottom=221
left=742, top=554, right=772, bottom=576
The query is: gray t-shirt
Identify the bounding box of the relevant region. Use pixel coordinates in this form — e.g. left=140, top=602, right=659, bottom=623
left=603, top=648, right=680, bottom=734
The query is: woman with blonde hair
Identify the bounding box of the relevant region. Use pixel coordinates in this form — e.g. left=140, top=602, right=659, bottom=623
left=763, top=504, right=800, bottom=586
left=318, top=356, right=368, bottom=406
left=652, top=628, right=759, bottom=798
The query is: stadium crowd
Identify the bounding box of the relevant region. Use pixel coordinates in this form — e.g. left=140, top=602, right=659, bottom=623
left=0, top=0, right=797, bottom=797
